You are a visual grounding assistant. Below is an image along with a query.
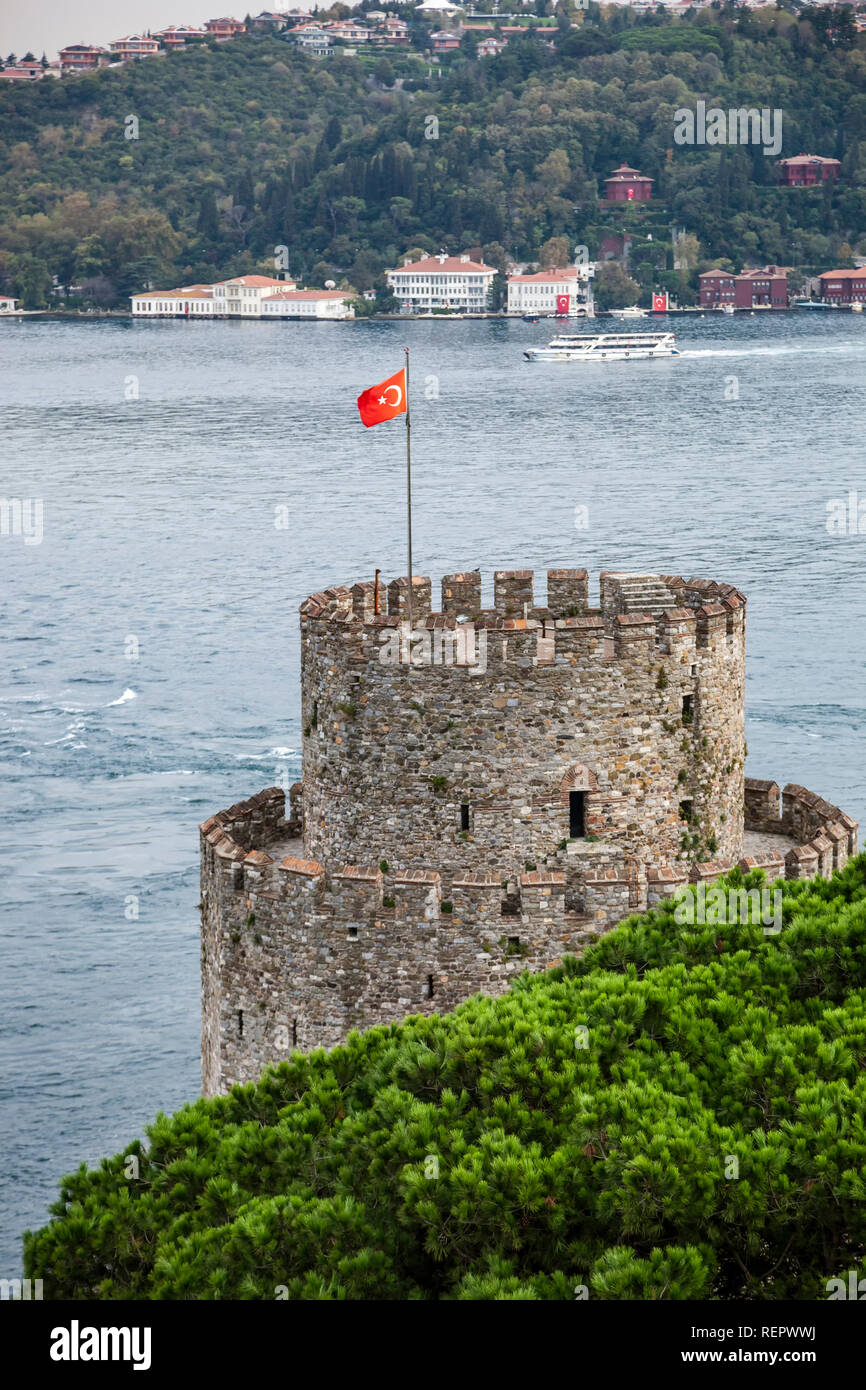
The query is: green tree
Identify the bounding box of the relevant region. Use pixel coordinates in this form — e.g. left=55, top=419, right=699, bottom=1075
left=593, top=260, right=640, bottom=308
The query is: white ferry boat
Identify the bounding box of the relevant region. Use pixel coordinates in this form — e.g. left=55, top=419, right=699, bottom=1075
left=609, top=305, right=649, bottom=319
left=524, top=332, right=680, bottom=362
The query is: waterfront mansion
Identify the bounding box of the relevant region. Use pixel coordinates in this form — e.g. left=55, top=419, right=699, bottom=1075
left=130, top=275, right=356, bottom=319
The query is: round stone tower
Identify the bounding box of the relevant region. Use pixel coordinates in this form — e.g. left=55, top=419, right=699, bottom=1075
left=199, top=567, right=761, bottom=1093
left=298, top=567, right=747, bottom=880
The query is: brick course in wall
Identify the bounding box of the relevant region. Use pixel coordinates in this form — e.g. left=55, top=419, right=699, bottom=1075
left=199, top=569, right=858, bottom=1095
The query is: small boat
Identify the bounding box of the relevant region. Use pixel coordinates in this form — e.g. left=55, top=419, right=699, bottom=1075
left=523, top=314, right=540, bottom=323
left=851, top=301, right=863, bottom=313
left=609, top=305, right=648, bottom=319
left=524, top=332, right=680, bottom=362
left=721, top=304, right=735, bottom=315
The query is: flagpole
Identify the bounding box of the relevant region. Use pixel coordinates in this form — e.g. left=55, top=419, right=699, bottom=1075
left=404, top=345, right=413, bottom=634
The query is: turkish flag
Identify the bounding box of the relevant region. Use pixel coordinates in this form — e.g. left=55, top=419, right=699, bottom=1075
left=357, top=367, right=407, bottom=428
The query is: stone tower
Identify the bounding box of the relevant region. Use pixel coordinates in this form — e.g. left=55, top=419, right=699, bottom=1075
left=199, top=568, right=856, bottom=1095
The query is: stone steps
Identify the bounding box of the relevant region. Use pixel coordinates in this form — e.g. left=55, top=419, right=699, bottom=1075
left=614, top=575, right=677, bottom=615
left=603, top=572, right=678, bottom=617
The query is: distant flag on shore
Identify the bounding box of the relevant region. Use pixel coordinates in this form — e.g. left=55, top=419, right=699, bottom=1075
left=356, top=367, right=407, bottom=428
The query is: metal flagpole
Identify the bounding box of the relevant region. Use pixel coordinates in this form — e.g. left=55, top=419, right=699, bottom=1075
left=404, top=345, right=413, bottom=634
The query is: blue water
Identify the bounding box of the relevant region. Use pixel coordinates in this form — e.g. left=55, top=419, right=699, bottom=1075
left=2, top=311, right=866, bottom=1272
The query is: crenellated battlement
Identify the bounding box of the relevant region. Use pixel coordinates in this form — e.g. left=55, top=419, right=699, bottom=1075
left=300, top=567, right=745, bottom=629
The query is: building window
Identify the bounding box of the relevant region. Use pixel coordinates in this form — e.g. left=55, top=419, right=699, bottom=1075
left=347, top=925, right=358, bottom=940
left=237, top=1009, right=244, bottom=1037
left=679, top=799, right=693, bottom=823
left=232, top=863, right=244, bottom=891
left=569, top=791, right=586, bottom=839
left=682, top=694, right=694, bottom=725
left=460, top=803, right=470, bottom=832
left=425, top=974, right=434, bottom=999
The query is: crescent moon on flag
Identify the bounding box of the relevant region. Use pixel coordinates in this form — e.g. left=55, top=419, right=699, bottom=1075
left=384, top=384, right=402, bottom=406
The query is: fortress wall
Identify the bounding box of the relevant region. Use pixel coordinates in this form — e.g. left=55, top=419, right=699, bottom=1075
left=744, top=777, right=859, bottom=870
left=200, top=833, right=597, bottom=1093
left=201, top=774, right=859, bottom=1095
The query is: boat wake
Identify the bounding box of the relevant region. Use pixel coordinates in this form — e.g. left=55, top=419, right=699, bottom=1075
left=682, top=343, right=863, bottom=359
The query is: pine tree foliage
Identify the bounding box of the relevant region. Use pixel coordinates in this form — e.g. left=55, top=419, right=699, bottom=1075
left=24, top=859, right=866, bottom=1300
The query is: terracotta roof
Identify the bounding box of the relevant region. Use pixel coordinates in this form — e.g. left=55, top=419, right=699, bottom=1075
left=509, top=267, right=579, bottom=283
left=779, top=153, right=840, bottom=165
left=217, top=275, right=295, bottom=288
left=819, top=268, right=866, bottom=279
left=265, top=289, right=351, bottom=300
left=605, top=164, right=654, bottom=182
left=132, top=284, right=214, bottom=299
left=392, top=254, right=494, bottom=274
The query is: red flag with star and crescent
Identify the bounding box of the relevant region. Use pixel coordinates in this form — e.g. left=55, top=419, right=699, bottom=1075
left=357, top=367, right=407, bottom=428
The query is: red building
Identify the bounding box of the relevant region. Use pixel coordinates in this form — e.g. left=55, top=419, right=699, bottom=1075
left=700, top=266, right=788, bottom=310
left=0, top=60, right=46, bottom=81
left=58, top=43, right=107, bottom=73
left=778, top=154, right=840, bottom=187
left=430, top=30, right=461, bottom=51
left=109, top=35, right=160, bottom=61
left=204, top=18, right=247, bottom=39
left=819, top=269, right=866, bottom=304
left=603, top=163, right=654, bottom=202
left=153, top=26, right=208, bottom=48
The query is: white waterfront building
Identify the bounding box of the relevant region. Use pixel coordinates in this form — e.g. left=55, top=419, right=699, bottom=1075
left=261, top=290, right=356, bottom=319
left=131, top=285, right=216, bottom=316
left=506, top=265, right=594, bottom=316
left=387, top=252, right=496, bottom=313
left=211, top=275, right=297, bottom=315
left=130, top=278, right=355, bottom=319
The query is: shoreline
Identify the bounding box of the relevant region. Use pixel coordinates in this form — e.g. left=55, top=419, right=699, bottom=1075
left=2, top=305, right=861, bottom=323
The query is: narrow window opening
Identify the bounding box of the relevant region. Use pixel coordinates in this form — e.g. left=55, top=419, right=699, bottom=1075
left=347, top=925, right=358, bottom=940
left=426, top=974, right=435, bottom=999
left=569, top=790, right=586, bottom=839
left=679, top=799, right=693, bottom=823
left=237, top=1009, right=244, bottom=1037
left=232, top=863, right=244, bottom=891
left=291, top=1018, right=297, bottom=1047
left=690, top=664, right=697, bottom=677
left=460, top=803, right=470, bottom=831
left=682, top=694, right=694, bottom=724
